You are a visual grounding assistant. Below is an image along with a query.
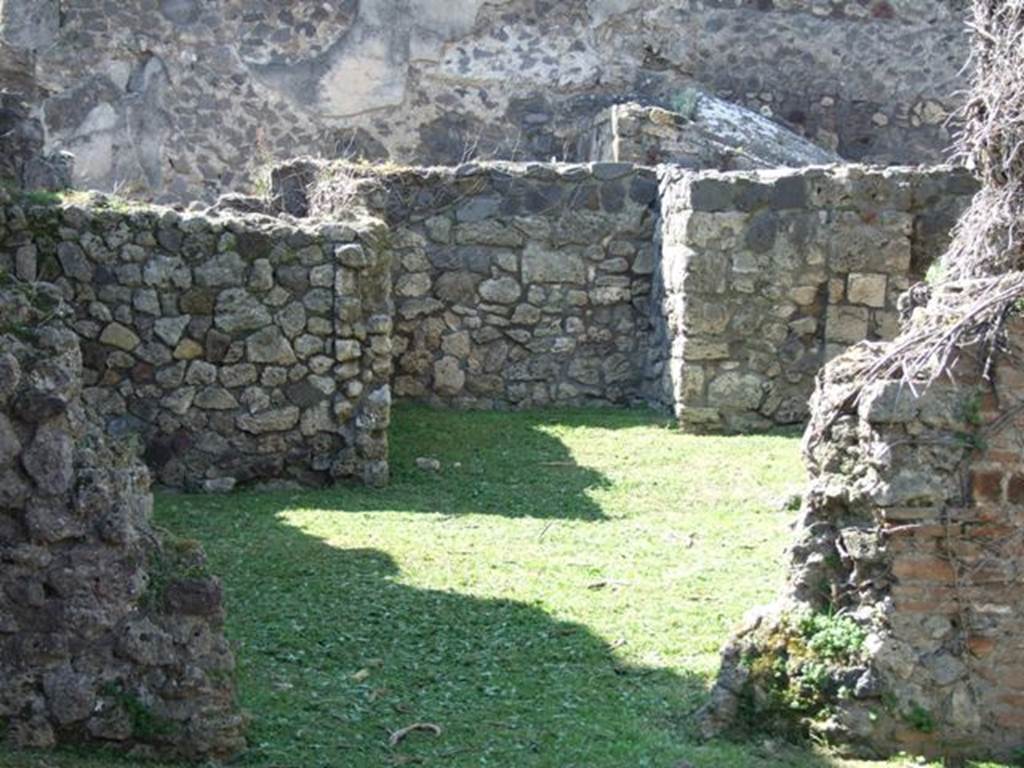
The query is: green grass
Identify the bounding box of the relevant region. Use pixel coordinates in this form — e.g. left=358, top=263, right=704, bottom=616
left=0, top=406, right=1009, bottom=768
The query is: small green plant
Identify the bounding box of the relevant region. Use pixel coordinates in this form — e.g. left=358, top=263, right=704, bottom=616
left=902, top=702, right=936, bottom=733
left=960, top=390, right=984, bottom=426
left=670, top=87, right=701, bottom=120
left=953, top=429, right=988, bottom=452
left=797, top=611, right=867, bottom=664
left=784, top=660, right=830, bottom=711
left=732, top=610, right=869, bottom=742
left=99, top=682, right=180, bottom=741
left=953, top=390, right=989, bottom=453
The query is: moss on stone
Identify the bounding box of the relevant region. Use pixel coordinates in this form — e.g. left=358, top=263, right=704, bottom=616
left=733, top=610, right=867, bottom=742
left=99, top=682, right=181, bottom=741
left=140, top=531, right=212, bottom=613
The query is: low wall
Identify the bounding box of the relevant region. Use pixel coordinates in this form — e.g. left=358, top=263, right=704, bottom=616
left=653, top=165, right=977, bottom=431
left=0, top=193, right=393, bottom=489
left=0, top=278, right=243, bottom=758
left=294, top=162, right=662, bottom=409
left=0, top=159, right=977, bottom=495
left=276, top=159, right=974, bottom=424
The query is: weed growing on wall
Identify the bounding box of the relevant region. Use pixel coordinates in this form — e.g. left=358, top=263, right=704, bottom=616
left=733, top=610, right=868, bottom=740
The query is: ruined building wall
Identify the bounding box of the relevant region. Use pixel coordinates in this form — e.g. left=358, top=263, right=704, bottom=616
left=703, top=317, right=1024, bottom=761
left=0, top=41, right=71, bottom=191
left=283, top=160, right=972, bottom=418
left=0, top=161, right=976, bottom=498
left=652, top=165, right=977, bottom=431
left=0, top=273, right=243, bottom=758
left=0, top=0, right=967, bottom=200
left=359, top=163, right=660, bottom=408
left=0, top=196, right=393, bottom=490
left=590, top=99, right=842, bottom=170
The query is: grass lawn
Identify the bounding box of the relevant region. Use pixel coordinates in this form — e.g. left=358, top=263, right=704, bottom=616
left=0, top=406, right=1008, bottom=768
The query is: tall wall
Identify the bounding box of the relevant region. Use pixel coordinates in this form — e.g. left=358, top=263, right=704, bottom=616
left=0, top=41, right=71, bottom=191
left=351, top=163, right=660, bottom=408
left=0, top=194, right=393, bottom=490
left=653, top=165, right=977, bottom=431
left=703, top=314, right=1024, bottom=761
left=0, top=0, right=966, bottom=200
left=0, top=274, right=243, bottom=758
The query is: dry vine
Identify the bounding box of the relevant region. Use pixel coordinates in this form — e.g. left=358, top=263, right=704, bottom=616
left=819, top=1, right=1024, bottom=743
left=823, top=0, right=1024, bottom=412
left=944, top=0, right=1024, bottom=280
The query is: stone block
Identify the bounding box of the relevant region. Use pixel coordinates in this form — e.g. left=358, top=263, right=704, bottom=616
left=847, top=272, right=887, bottom=308
left=479, top=277, right=522, bottom=304
left=214, top=289, right=272, bottom=334
left=522, top=243, right=586, bottom=284
left=433, top=356, right=465, bottom=396
left=237, top=407, right=300, bottom=434
left=825, top=305, right=870, bottom=344
left=395, top=272, right=432, bottom=298
left=98, top=322, right=140, bottom=352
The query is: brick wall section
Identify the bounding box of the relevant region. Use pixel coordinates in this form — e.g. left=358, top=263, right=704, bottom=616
left=0, top=278, right=243, bottom=758
left=826, top=328, right=1024, bottom=758
left=0, top=195, right=393, bottom=489
left=652, top=164, right=977, bottom=431
left=705, top=320, right=1024, bottom=760
left=300, top=162, right=662, bottom=409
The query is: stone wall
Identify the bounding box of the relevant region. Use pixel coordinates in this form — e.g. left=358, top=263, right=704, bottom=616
left=0, top=42, right=72, bottom=191
left=702, top=314, right=1024, bottom=761
left=590, top=99, right=841, bottom=170
left=275, top=159, right=973, bottom=420
left=1, top=159, right=978, bottom=481
left=0, top=275, right=243, bottom=758
left=653, top=165, right=977, bottom=431
left=0, top=0, right=967, bottom=200
left=286, top=161, right=661, bottom=408
left=0, top=193, right=393, bottom=490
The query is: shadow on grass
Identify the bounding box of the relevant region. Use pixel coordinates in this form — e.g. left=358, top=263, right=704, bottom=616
left=1, top=408, right=836, bottom=767
left=157, top=503, right=839, bottom=768
left=135, top=407, right=837, bottom=768
left=331, top=404, right=647, bottom=521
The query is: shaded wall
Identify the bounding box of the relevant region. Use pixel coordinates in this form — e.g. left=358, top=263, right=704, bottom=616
left=0, top=272, right=243, bottom=758
left=287, top=161, right=662, bottom=409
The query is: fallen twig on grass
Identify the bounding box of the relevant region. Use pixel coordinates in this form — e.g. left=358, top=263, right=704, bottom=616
left=388, top=722, right=443, bottom=747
